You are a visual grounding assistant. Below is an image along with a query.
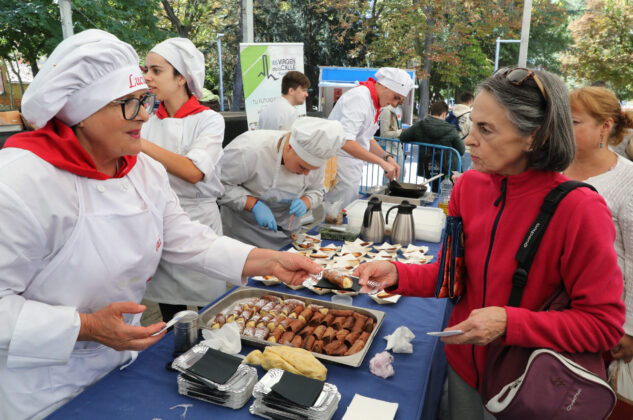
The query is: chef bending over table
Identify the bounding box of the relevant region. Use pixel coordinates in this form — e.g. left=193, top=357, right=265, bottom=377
left=219, top=117, right=345, bottom=249
left=0, top=29, right=320, bottom=420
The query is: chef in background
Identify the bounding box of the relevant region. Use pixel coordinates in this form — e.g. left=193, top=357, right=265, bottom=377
left=140, top=37, right=228, bottom=322
left=325, top=67, right=414, bottom=207
left=220, top=117, right=344, bottom=249
left=257, top=70, right=310, bottom=130
left=0, top=29, right=320, bottom=420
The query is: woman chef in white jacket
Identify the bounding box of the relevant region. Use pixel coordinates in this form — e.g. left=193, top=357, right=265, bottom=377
left=220, top=117, right=345, bottom=249
left=0, top=30, right=320, bottom=420
left=140, top=38, right=228, bottom=322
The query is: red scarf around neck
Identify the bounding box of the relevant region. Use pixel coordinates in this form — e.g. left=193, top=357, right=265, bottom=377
left=3, top=119, right=136, bottom=180
left=155, top=95, right=209, bottom=119
left=358, top=77, right=380, bottom=124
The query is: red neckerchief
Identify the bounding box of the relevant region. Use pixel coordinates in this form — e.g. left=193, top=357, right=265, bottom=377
left=155, top=95, right=209, bottom=119
left=358, top=77, right=380, bottom=124
left=3, top=119, right=136, bottom=180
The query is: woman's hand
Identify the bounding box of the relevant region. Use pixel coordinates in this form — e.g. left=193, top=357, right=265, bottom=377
left=354, top=261, right=399, bottom=292
left=78, top=302, right=165, bottom=351
left=611, top=334, right=633, bottom=363
left=440, top=306, right=507, bottom=346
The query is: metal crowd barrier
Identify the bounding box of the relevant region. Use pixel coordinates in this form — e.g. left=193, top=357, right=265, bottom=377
left=362, top=137, right=462, bottom=194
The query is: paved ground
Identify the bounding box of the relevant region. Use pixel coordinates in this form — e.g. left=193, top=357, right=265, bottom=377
left=140, top=205, right=325, bottom=327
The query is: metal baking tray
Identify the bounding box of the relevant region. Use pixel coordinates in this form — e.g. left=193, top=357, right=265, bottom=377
left=199, top=287, right=385, bottom=367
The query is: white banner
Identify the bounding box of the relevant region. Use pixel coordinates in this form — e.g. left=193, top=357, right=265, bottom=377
left=239, top=42, right=305, bottom=130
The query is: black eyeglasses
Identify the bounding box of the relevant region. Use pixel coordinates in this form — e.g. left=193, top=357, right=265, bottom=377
left=498, top=68, right=547, bottom=101
left=111, top=93, right=156, bottom=120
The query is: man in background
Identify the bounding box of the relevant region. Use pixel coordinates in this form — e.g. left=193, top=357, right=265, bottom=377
left=450, top=92, right=473, bottom=169
left=258, top=71, right=310, bottom=130
left=399, top=101, right=465, bottom=188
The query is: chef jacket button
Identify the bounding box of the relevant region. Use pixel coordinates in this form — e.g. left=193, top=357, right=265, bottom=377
left=96, top=185, right=106, bottom=193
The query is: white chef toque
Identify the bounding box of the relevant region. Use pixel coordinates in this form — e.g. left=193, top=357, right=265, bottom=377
left=289, top=117, right=345, bottom=167
left=150, top=38, right=205, bottom=99
left=375, top=67, right=414, bottom=97
left=21, top=29, right=146, bottom=129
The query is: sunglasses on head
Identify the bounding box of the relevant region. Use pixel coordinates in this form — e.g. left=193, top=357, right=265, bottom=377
left=498, top=67, right=547, bottom=101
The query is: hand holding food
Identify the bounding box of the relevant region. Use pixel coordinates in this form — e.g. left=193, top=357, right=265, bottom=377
left=244, top=248, right=322, bottom=286
left=354, top=261, right=399, bottom=292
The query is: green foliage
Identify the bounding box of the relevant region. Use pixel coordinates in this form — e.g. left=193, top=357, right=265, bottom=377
left=0, top=0, right=168, bottom=75
left=252, top=0, right=372, bottom=107
left=563, top=0, right=633, bottom=99
left=153, top=0, right=240, bottom=98
left=0, top=1, right=62, bottom=74
left=72, top=0, right=169, bottom=53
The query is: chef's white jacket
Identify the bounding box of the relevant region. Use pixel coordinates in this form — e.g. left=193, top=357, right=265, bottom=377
left=257, top=96, right=299, bottom=130
left=219, top=130, right=325, bottom=249
left=0, top=149, right=253, bottom=419
left=140, top=109, right=228, bottom=306
left=325, top=85, right=379, bottom=207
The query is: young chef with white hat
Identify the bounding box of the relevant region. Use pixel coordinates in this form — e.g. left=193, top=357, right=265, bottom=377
left=325, top=67, right=414, bottom=207
left=0, top=29, right=320, bottom=420
left=219, top=117, right=345, bottom=249
left=140, top=38, right=228, bottom=322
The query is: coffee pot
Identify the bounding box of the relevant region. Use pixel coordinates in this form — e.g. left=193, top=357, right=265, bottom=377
left=360, top=197, right=385, bottom=243
left=386, top=200, right=416, bottom=246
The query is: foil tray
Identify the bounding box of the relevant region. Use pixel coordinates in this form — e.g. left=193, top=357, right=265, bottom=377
left=199, top=287, right=385, bottom=368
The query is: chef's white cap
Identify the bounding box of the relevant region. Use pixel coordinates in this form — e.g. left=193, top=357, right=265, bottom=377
left=289, top=117, right=345, bottom=167
left=150, top=38, right=205, bottom=99
left=21, top=29, right=146, bottom=129
left=375, top=67, right=414, bottom=97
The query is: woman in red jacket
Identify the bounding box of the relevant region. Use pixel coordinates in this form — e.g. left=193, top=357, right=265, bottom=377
left=356, top=68, right=625, bottom=420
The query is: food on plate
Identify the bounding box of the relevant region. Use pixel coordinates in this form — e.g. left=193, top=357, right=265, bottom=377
left=322, top=269, right=353, bottom=289
left=377, top=291, right=395, bottom=299
left=345, top=339, right=366, bottom=356
left=305, top=235, right=321, bottom=243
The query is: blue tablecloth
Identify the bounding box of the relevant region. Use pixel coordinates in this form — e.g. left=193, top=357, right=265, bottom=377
left=47, top=240, right=453, bottom=420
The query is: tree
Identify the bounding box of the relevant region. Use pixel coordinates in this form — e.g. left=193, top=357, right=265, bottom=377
left=154, top=0, right=240, bottom=107
left=0, top=0, right=168, bottom=76
left=253, top=0, right=373, bottom=109
left=563, top=0, right=633, bottom=99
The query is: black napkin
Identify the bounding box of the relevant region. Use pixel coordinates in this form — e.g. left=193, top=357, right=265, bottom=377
left=315, top=275, right=361, bottom=292
left=186, top=347, right=242, bottom=385
left=269, top=371, right=325, bottom=408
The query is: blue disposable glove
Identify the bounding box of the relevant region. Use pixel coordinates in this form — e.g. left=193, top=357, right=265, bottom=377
left=252, top=201, right=277, bottom=232
left=289, top=198, right=308, bottom=217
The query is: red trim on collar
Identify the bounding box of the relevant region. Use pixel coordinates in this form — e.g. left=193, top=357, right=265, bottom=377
left=359, top=77, right=380, bottom=124
left=3, top=119, right=136, bottom=180
left=155, top=95, right=209, bottom=119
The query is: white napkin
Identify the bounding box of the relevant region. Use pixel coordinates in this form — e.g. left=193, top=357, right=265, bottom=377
left=200, top=322, right=241, bottom=354
left=342, top=394, right=399, bottom=420
left=384, top=326, right=415, bottom=353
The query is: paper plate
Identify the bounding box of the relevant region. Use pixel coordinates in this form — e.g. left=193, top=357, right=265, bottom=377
left=332, top=289, right=359, bottom=297
left=369, top=291, right=402, bottom=304
left=251, top=275, right=282, bottom=286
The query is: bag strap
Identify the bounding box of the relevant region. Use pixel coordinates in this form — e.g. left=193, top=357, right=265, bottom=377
left=507, top=180, right=597, bottom=307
